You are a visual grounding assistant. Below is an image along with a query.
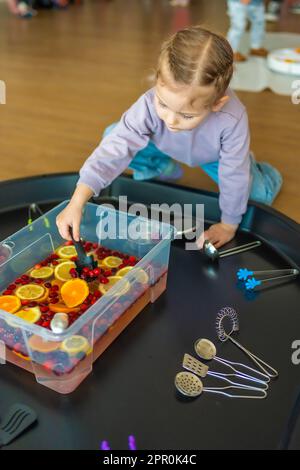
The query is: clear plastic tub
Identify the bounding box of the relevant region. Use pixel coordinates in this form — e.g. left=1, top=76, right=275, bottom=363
left=0, top=201, right=175, bottom=394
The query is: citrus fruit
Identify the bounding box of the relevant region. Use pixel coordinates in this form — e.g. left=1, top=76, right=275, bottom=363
left=15, top=284, right=45, bottom=301
left=30, top=266, right=54, bottom=280
left=0, top=295, right=21, bottom=313
left=54, top=261, right=76, bottom=282
left=28, top=334, right=61, bottom=353
left=117, top=266, right=149, bottom=284
left=60, top=279, right=89, bottom=308
left=57, top=246, right=77, bottom=259
left=102, top=256, right=123, bottom=269
left=14, top=307, right=41, bottom=324
left=51, top=279, right=64, bottom=289
left=13, top=351, right=31, bottom=361
left=49, top=302, right=80, bottom=314
left=99, top=276, right=130, bottom=296
left=61, top=335, right=90, bottom=355
left=36, top=288, right=49, bottom=303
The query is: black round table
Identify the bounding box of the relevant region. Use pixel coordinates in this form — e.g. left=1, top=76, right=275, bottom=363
left=0, top=174, right=299, bottom=450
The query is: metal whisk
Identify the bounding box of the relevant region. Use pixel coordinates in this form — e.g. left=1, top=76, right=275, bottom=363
left=215, top=307, right=279, bottom=379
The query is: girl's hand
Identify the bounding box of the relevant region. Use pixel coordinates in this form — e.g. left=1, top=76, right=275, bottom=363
left=56, top=202, right=83, bottom=242
left=196, top=222, right=238, bottom=250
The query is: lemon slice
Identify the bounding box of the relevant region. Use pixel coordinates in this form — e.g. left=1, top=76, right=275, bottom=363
left=57, top=245, right=77, bottom=259
left=14, top=307, right=41, bottom=324
left=30, top=266, right=54, bottom=280
left=117, top=266, right=149, bottom=284
left=102, top=256, right=123, bottom=269
left=15, top=284, right=45, bottom=301
left=54, top=261, right=76, bottom=282
left=61, top=335, right=90, bottom=356
left=99, top=276, right=130, bottom=296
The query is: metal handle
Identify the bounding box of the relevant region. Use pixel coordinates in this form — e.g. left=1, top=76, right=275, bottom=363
left=219, top=241, right=262, bottom=258
left=214, top=356, right=271, bottom=383
left=226, top=334, right=279, bottom=378
left=204, top=385, right=267, bottom=399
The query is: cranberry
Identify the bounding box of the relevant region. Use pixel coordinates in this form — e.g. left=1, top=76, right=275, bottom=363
left=71, top=271, right=78, bottom=278
left=15, top=278, right=23, bottom=284
left=40, top=306, right=49, bottom=313
left=80, top=304, right=88, bottom=312
left=118, top=263, right=126, bottom=269
left=21, top=280, right=30, bottom=285
left=40, top=261, right=48, bottom=267
left=51, top=285, right=59, bottom=291
left=88, top=271, right=95, bottom=279
left=44, top=282, right=52, bottom=289
left=52, top=261, right=59, bottom=266
left=100, top=277, right=109, bottom=284
left=42, top=321, right=50, bottom=328
left=49, top=298, right=59, bottom=304
left=92, top=243, right=98, bottom=250
left=64, top=241, right=73, bottom=246
left=8, top=284, right=17, bottom=290
left=43, top=360, right=55, bottom=371
left=21, top=300, right=30, bottom=306
left=3, top=290, right=13, bottom=295
left=103, top=270, right=112, bottom=277
left=34, top=264, right=41, bottom=270
left=49, top=292, right=58, bottom=298
left=80, top=273, right=87, bottom=280
left=28, top=301, right=37, bottom=307
left=50, top=253, right=59, bottom=260
left=82, top=267, right=90, bottom=274
left=70, top=256, right=78, bottom=262
left=35, top=279, right=43, bottom=284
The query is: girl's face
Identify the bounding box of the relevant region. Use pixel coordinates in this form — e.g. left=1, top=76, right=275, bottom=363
left=155, top=76, right=228, bottom=132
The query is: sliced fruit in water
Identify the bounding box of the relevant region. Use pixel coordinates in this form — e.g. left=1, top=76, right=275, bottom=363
left=30, top=266, right=54, bottom=280
left=14, top=306, right=41, bottom=324
left=102, top=256, right=123, bottom=269
left=60, top=279, right=89, bottom=308
left=15, top=284, right=45, bottom=301
left=57, top=246, right=77, bottom=259
left=28, top=335, right=61, bottom=353
left=49, top=302, right=80, bottom=314
left=61, top=335, right=90, bottom=355
left=99, top=276, right=130, bottom=296
left=117, top=266, right=149, bottom=284
left=54, top=261, right=76, bottom=282
left=0, top=295, right=21, bottom=313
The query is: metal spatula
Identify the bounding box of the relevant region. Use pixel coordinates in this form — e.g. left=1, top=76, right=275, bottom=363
left=69, top=227, right=97, bottom=274
left=0, top=404, right=37, bottom=447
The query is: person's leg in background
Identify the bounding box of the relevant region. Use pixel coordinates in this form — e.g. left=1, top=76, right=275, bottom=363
left=248, top=2, right=269, bottom=57
left=6, top=0, right=37, bottom=17
left=102, top=123, right=183, bottom=182
left=200, top=153, right=283, bottom=205
left=227, top=1, right=249, bottom=62
left=265, top=0, right=283, bottom=21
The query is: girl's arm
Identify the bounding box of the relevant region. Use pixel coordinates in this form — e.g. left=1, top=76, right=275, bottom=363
left=56, top=92, right=156, bottom=241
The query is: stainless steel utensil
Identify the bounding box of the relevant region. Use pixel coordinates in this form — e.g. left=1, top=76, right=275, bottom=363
left=203, top=240, right=262, bottom=261
left=175, top=371, right=267, bottom=399
left=215, top=307, right=279, bottom=378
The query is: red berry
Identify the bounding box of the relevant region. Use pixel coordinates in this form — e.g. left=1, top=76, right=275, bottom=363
left=50, top=254, right=59, bottom=260
left=52, top=261, right=59, bottom=266
left=40, top=306, right=49, bottom=313
left=94, top=291, right=101, bottom=299
left=3, top=290, right=13, bottom=295
left=103, top=270, right=112, bottom=277
left=71, top=271, right=78, bottom=278
left=92, top=243, right=98, bottom=250
left=8, top=284, right=16, bottom=290
left=35, top=279, right=43, bottom=284
left=44, top=282, right=52, bottom=288
left=118, top=263, right=126, bottom=269
left=28, top=301, right=37, bottom=307
left=42, top=321, right=50, bottom=328
left=82, top=267, right=90, bottom=274
left=128, top=256, right=136, bottom=263
left=49, top=298, right=59, bottom=304
left=64, top=241, right=73, bottom=246
left=80, top=304, right=88, bottom=312
left=100, top=277, right=109, bottom=284
left=43, top=360, right=54, bottom=371
left=70, top=256, right=78, bottom=262
left=51, top=285, right=59, bottom=291
left=34, top=264, right=41, bottom=270
left=15, top=278, right=23, bottom=284
left=80, top=273, right=87, bottom=280
left=49, top=292, right=58, bottom=298
left=21, top=300, right=30, bottom=306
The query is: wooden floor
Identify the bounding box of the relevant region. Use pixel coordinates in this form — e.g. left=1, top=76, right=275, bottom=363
left=0, top=0, right=299, bottom=221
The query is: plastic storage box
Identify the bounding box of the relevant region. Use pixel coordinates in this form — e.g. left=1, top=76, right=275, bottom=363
left=0, top=201, right=175, bottom=394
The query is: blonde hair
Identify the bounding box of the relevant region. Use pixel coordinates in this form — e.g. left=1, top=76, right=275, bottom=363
left=157, top=26, right=234, bottom=104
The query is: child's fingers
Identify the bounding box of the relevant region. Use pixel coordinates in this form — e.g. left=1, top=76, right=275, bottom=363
left=72, top=218, right=81, bottom=242
left=59, top=222, right=72, bottom=241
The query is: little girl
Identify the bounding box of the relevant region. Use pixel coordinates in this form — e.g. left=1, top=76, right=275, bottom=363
left=56, top=26, right=282, bottom=248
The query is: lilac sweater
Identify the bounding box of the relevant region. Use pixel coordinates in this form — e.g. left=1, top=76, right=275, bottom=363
left=78, top=87, right=251, bottom=225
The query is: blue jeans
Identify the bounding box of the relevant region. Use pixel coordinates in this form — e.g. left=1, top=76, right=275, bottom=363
left=103, top=124, right=282, bottom=205
left=227, top=1, right=265, bottom=51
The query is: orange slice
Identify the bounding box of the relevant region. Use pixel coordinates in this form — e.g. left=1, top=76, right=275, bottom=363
left=15, top=284, right=45, bottom=301
left=49, top=302, right=80, bottom=314
left=60, top=279, right=89, bottom=308
left=99, top=276, right=130, bottom=296
left=102, top=256, right=123, bottom=269
left=54, top=261, right=76, bottom=282
left=0, top=295, right=21, bottom=313
left=30, top=266, right=54, bottom=280
left=28, top=334, right=61, bottom=353
left=57, top=246, right=77, bottom=259
left=14, top=307, right=41, bottom=324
